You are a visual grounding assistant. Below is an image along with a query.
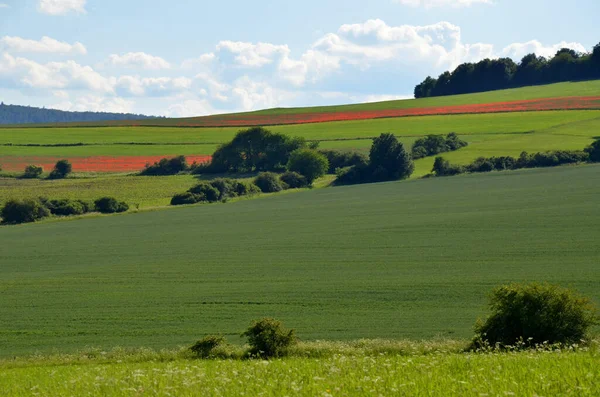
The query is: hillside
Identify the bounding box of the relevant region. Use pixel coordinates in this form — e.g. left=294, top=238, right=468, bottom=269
left=0, top=103, right=157, bottom=125
left=1, top=165, right=598, bottom=356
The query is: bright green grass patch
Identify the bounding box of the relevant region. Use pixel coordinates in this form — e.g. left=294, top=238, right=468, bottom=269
left=1, top=348, right=598, bottom=396
left=0, top=165, right=598, bottom=356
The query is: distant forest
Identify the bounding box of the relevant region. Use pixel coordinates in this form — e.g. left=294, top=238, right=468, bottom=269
left=414, top=42, right=600, bottom=98
left=0, top=103, right=159, bottom=125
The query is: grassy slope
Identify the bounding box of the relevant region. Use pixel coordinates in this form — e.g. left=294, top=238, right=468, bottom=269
left=0, top=165, right=598, bottom=356
left=1, top=349, right=598, bottom=396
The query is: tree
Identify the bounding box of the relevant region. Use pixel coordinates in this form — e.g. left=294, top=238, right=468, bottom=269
left=22, top=165, right=43, bottom=179
left=48, top=159, right=72, bottom=179
left=287, top=149, right=329, bottom=184
left=242, top=318, right=296, bottom=358
left=369, top=133, right=414, bottom=181
left=94, top=197, right=129, bottom=214
left=584, top=138, right=600, bottom=162
left=1, top=199, right=50, bottom=224
left=140, top=156, right=188, bottom=176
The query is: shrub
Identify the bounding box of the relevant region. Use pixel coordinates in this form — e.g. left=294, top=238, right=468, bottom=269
left=46, top=199, right=88, bottom=216
left=140, top=155, right=188, bottom=176
left=233, top=181, right=261, bottom=196
left=287, top=149, right=329, bottom=184
left=22, top=165, right=43, bottom=179
left=472, top=283, right=598, bottom=349
left=432, top=157, right=464, bottom=176
left=242, top=318, right=297, bottom=358
left=94, top=197, right=129, bottom=214
left=190, top=335, right=226, bottom=358
left=412, top=133, right=468, bottom=159
left=170, top=192, right=200, bottom=206
left=585, top=139, right=600, bottom=162
left=1, top=199, right=50, bottom=224
left=254, top=172, right=284, bottom=193
left=369, top=133, right=414, bottom=182
left=335, top=163, right=372, bottom=185
left=319, top=149, right=368, bottom=173
left=188, top=183, right=220, bottom=202
left=48, top=159, right=72, bottom=179
left=280, top=171, right=309, bottom=189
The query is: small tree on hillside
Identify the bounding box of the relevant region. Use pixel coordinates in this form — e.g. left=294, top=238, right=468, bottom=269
left=584, top=139, right=600, bottom=163
left=369, top=133, right=414, bottom=182
left=48, top=159, right=72, bottom=179
left=22, top=165, right=44, bottom=179
left=287, top=149, right=329, bottom=184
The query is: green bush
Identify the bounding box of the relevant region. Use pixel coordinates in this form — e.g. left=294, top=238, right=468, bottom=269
left=280, top=171, right=309, bottom=189
left=432, top=157, right=464, bottom=176
left=234, top=181, right=261, bottom=196
left=94, top=197, right=129, bottom=214
left=46, top=199, right=89, bottom=216
left=319, top=149, right=368, bottom=173
left=140, top=155, right=188, bottom=176
left=472, top=283, right=598, bottom=349
left=287, top=149, right=329, bottom=184
left=242, top=318, right=297, bottom=358
left=369, top=133, right=414, bottom=182
left=585, top=139, right=600, bottom=162
left=48, top=159, right=72, bottom=179
left=412, top=133, right=468, bottom=159
left=190, top=335, right=226, bottom=358
left=171, top=192, right=200, bottom=206
left=188, top=183, right=220, bottom=202
left=1, top=199, right=50, bottom=224
left=22, top=165, right=43, bottom=179
left=254, top=172, right=284, bottom=193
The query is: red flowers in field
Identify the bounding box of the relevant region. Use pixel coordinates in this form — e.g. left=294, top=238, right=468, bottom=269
left=0, top=155, right=212, bottom=173
left=175, top=96, right=600, bottom=127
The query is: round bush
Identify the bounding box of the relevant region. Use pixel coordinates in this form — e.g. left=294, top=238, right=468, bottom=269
left=171, top=192, right=200, bottom=206
left=188, top=183, right=220, bottom=202
left=287, top=149, right=329, bottom=184
left=473, top=283, right=598, bottom=348
left=22, top=165, right=43, bottom=179
left=47, top=199, right=87, bottom=216
left=190, top=335, right=226, bottom=358
left=242, top=318, right=296, bottom=358
left=48, top=159, right=72, bottom=179
left=280, top=171, right=308, bottom=189
left=254, top=172, right=284, bottom=193
left=1, top=199, right=50, bottom=224
left=94, top=197, right=129, bottom=214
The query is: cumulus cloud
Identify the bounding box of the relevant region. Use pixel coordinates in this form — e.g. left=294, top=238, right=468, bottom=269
left=216, top=41, right=291, bottom=68
left=109, top=52, right=171, bottom=70
left=38, top=0, right=87, bottom=15
left=52, top=95, right=134, bottom=113
left=394, top=0, right=493, bottom=8
left=0, top=36, right=87, bottom=55
left=501, top=40, right=588, bottom=60
left=116, top=75, right=192, bottom=96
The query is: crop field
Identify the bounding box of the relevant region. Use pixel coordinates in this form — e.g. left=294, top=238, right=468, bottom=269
left=0, top=165, right=598, bottom=356
left=1, top=343, right=598, bottom=396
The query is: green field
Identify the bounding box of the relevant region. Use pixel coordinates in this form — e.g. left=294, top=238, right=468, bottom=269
left=1, top=165, right=598, bottom=356
left=1, top=343, right=598, bottom=396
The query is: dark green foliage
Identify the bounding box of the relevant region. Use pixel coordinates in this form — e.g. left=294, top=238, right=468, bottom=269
left=0, top=102, right=155, bottom=125
left=254, top=172, right=284, bottom=193
left=412, top=133, right=468, bottom=159
left=287, top=149, right=329, bottom=184
left=208, top=127, right=307, bottom=173
left=335, top=164, right=372, bottom=185
left=48, top=160, right=72, bottom=179
left=190, top=335, right=226, bottom=358
left=319, top=149, right=368, bottom=173
left=280, top=171, right=309, bottom=189
left=94, top=197, right=129, bottom=214
left=242, top=318, right=297, bottom=358
left=1, top=198, right=50, bottom=224
left=45, top=199, right=90, bottom=216
left=584, top=139, right=600, bottom=162
left=473, top=283, right=598, bottom=348
left=432, top=157, right=464, bottom=176
left=171, top=192, right=200, bottom=206
left=22, top=165, right=43, bottom=179
left=369, top=133, right=414, bottom=182
left=415, top=42, right=600, bottom=98
left=140, top=156, right=188, bottom=176
left=188, top=183, right=221, bottom=203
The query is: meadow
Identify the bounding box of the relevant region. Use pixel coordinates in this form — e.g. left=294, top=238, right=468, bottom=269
left=0, top=165, right=598, bottom=356
left=1, top=343, right=598, bottom=396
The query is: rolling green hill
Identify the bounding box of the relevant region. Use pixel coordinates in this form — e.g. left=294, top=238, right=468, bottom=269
left=1, top=165, right=598, bottom=356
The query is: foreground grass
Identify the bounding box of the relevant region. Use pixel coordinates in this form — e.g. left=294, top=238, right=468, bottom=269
left=1, top=165, right=599, bottom=356
left=0, top=341, right=598, bottom=396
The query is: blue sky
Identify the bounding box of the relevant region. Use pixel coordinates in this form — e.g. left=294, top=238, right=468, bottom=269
left=0, top=0, right=598, bottom=116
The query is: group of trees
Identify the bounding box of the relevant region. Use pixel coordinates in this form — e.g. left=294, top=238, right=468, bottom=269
left=0, top=196, right=129, bottom=224
left=432, top=139, right=600, bottom=177
left=412, top=133, right=468, bottom=159
left=15, top=159, right=73, bottom=180
left=414, top=43, right=600, bottom=98
left=0, top=102, right=156, bottom=125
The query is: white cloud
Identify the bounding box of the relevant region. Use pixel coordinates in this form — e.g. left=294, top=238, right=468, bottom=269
left=109, top=52, right=171, bottom=70
left=216, top=41, right=290, bottom=68
left=231, top=76, right=296, bottom=111
left=394, top=0, right=493, bottom=8
left=38, top=0, right=87, bottom=15
left=181, top=52, right=216, bottom=70
left=116, top=75, right=192, bottom=96
left=501, top=40, right=588, bottom=60
left=0, top=36, right=87, bottom=55
left=166, top=99, right=216, bottom=117
left=52, top=95, right=134, bottom=113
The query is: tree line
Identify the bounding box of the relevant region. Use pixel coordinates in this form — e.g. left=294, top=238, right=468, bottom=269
left=0, top=103, right=157, bottom=125
left=414, top=43, right=600, bottom=98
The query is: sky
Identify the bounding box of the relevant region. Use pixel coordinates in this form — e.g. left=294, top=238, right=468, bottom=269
left=0, top=0, right=598, bottom=117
